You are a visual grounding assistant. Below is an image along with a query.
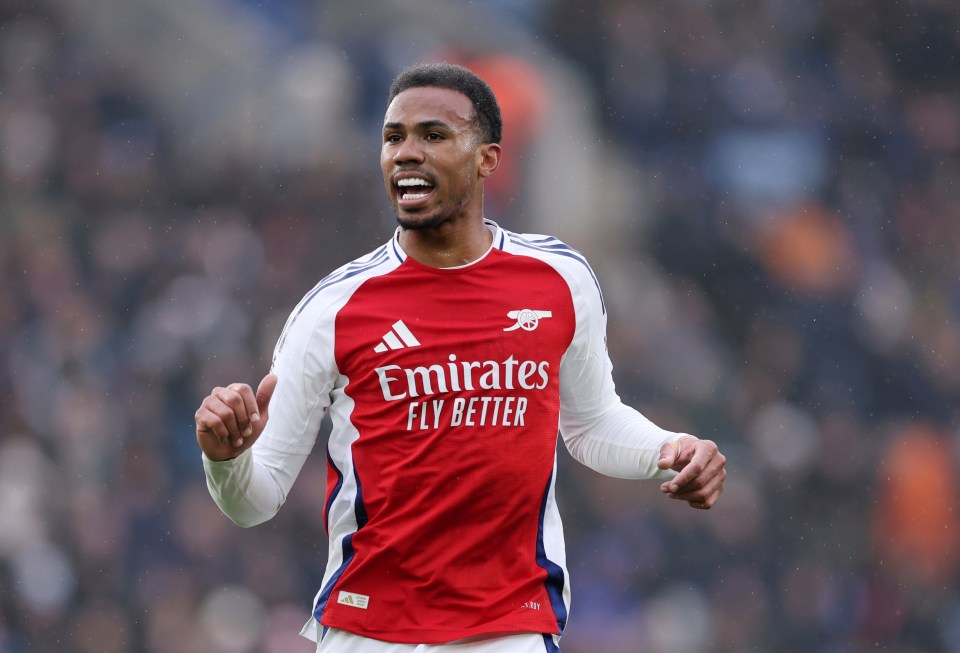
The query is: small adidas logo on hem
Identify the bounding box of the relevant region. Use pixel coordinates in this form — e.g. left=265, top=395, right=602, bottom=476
left=337, top=590, right=370, bottom=610
left=374, top=320, right=421, bottom=353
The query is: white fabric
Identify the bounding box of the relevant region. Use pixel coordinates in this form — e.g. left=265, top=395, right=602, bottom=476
left=202, top=221, right=684, bottom=645
left=316, top=628, right=558, bottom=653
left=204, top=223, right=679, bottom=526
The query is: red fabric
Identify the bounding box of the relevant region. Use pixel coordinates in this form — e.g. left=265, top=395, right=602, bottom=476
left=322, top=249, right=575, bottom=642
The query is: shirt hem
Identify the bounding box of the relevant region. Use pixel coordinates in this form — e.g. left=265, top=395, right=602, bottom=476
left=305, top=615, right=561, bottom=645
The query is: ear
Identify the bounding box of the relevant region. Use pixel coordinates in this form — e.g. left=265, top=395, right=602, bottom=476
left=477, top=142, right=501, bottom=179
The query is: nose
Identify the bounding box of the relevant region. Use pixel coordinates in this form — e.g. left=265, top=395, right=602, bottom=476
left=392, top=136, right=425, bottom=165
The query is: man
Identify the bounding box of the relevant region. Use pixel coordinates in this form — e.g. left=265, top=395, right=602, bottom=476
left=196, top=62, right=726, bottom=653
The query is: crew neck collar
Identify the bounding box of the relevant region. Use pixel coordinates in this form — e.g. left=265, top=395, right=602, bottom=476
left=388, top=219, right=506, bottom=269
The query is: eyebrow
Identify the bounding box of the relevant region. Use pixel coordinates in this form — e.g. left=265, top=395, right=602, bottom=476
left=382, top=120, right=453, bottom=132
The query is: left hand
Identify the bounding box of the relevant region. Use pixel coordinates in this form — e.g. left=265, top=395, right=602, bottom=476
left=657, top=435, right=726, bottom=509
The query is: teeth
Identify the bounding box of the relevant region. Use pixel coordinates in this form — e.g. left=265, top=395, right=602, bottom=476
left=397, top=178, right=432, bottom=188
left=402, top=192, right=430, bottom=200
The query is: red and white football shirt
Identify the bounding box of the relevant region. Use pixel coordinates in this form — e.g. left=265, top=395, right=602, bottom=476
left=203, top=220, right=679, bottom=645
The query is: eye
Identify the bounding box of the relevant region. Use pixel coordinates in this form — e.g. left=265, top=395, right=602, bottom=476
left=425, top=132, right=444, bottom=141
left=384, top=133, right=403, bottom=144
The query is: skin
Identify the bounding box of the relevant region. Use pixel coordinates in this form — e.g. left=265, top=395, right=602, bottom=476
left=381, top=86, right=501, bottom=268
left=657, top=434, right=727, bottom=509
left=195, top=85, right=726, bottom=509
left=195, top=374, right=277, bottom=462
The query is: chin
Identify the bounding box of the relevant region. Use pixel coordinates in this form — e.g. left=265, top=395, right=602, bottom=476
left=395, top=211, right=449, bottom=231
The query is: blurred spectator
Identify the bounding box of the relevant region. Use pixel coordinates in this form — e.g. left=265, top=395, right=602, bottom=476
left=2, top=0, right=959, bottom=651
left=872, top=424, right=959, bottom=587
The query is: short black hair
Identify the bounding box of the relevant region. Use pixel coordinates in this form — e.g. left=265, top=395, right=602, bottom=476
left=387, top=62, right=502, bottom=144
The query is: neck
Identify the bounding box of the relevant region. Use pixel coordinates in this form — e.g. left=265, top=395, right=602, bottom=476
left=398, top=215, right=493, bottom=268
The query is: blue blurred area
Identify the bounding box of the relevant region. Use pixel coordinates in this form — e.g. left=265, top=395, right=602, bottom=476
left=1, top=0, right=959, bottom=652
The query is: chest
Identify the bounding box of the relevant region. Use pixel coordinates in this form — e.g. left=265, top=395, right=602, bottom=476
left=333, top=256, right=576, bottom=387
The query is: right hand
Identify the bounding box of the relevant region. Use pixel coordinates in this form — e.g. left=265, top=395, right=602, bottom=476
left=195, top=373, right=278, bottom=461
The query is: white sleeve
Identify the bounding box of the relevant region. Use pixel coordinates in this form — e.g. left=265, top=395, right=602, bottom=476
left=202, top=299, right=337, bottom=527
left=202, top=447, right=285, bottom=527
left=558, top=265, right=680, bottom=480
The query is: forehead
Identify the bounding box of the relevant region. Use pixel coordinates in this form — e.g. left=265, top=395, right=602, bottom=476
left=383, top=86, right=476, bottom=129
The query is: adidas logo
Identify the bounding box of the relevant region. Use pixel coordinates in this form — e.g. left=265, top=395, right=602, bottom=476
left=374, top=320, right=421, bottom=353
left=337, top=590, right=370, bottom=610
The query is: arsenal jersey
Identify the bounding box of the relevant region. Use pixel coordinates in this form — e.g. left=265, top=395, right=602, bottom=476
left=203, top=220, right=677, bottom=644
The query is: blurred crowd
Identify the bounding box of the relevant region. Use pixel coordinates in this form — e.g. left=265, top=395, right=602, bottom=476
left=1, top=0, right=959, bottom=652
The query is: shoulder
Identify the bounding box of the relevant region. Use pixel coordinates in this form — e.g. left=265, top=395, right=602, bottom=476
left=500, top=229, right=606, bottom=314
left=272, top=244, right=402, bottom=362
left=290, top=244, right=401, bottom=321
left=502, top=229, right=593, bottom=274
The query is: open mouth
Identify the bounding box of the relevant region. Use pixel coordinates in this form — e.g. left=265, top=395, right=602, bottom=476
left=395, top=176, right=435, bottom=207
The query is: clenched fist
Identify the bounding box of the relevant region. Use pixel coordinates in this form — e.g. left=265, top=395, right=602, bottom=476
left=195, top=374, right=278, bottom=461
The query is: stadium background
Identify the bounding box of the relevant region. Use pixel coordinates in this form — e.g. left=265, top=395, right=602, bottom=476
left=1, top=0, right=958, bottom=651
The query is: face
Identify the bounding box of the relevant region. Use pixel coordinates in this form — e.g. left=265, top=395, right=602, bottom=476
left=381, top=86, right=497, bottom=231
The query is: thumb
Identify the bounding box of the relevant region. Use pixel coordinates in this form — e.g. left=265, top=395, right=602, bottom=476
left=657, top=439, right=680, bottom=470
left=254, top=373, right=279, bottom=422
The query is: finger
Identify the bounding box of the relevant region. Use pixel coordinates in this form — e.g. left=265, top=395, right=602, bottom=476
left=214, top=385, right=255, bottom=437
left=195, top=406, right=231, bottom=441
left=663, top=441, right=721, bottom=493
left=657, top=439, right=681, bottom=470
left=657, top=435, right=695, bottom=471
left=657, top=442, right=679, bottom=469
left=685, top=482, right=724, bottom=509
left=228, top=382, right=260, bottom=432
left=206, top=395, right=247, bottom=446
left=255, top=374, right=279, bottom=424
left=195, top=404, right=241, bottom=463
left=667, top=453, right=726, bottom=495
left=666, top=469, right=727, bottom=505
left=662, top=459, right=704, bottom=494
left=698, top=480, right=725, bottom=508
